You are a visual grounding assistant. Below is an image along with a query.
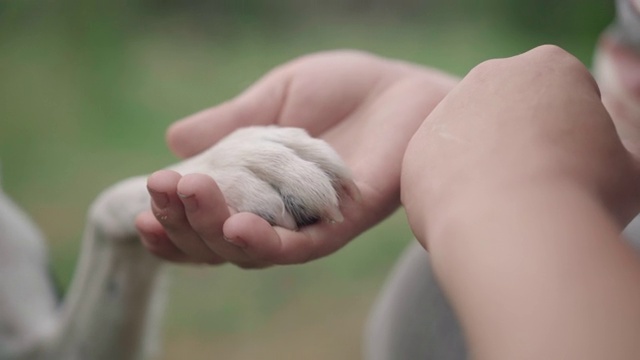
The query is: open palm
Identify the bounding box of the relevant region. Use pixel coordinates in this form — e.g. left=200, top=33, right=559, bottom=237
left=136, top=50, right=457, bottom=266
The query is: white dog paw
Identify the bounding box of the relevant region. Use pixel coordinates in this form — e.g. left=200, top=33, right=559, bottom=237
left=172, top=126, right=359, bottom=230
left=89, top=176, right=150, bottom=241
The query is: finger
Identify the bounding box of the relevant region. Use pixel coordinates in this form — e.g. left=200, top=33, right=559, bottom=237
left=222, top=187, right=370, bottom=265
left=135, top=211, right=225, bottom=264
left=222, top=212, right=349, bottom=265
left=222, top=212, right=303, bottom=263
left=167, top=71, right=289, bottom=158
left=176, top=173, right=254, bottom=262
left=147, top=170, right=222, bottom=263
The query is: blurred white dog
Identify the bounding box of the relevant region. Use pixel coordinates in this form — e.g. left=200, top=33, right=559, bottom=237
left=0, top=126, right=356, bottom=360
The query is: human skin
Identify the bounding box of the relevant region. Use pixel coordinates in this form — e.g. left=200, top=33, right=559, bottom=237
left=136, top=44, right=640, bottom=357
left=134, top=50, right=457, bottom=266
left=402, top=45, right=640, bottom=359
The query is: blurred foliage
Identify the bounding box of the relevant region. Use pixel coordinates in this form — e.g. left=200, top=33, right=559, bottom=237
left=0, top=0, right=615, bottom=35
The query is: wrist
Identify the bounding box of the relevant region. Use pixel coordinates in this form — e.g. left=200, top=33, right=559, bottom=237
left=421, top=173, right=640, bottom=360
left=406, top=172, right=612, bottom=250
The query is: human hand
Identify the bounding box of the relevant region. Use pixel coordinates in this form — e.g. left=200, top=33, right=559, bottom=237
left=401, top=45, right=640, bottom=249
left=135, top=50, right=457, bottom=266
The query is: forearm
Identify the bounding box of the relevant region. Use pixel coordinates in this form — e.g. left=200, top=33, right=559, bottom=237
left=426, top=180, right=640, bottom=360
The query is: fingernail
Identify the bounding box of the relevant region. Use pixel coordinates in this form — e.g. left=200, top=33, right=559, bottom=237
left=149, top=189, right=169, bottom=209
left=178, top=192, right=198, bottom=212
left=325, top=205, right=344, bottom=224
left=345, top=181, right=363, bottom=203
left=223, top=236, right=247, bottom=248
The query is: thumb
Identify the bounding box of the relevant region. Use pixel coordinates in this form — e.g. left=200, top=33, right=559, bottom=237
left=166, top=71, right=289, bottom=158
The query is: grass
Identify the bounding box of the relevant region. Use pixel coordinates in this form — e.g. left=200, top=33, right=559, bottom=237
left=0, top=12, right=606, bottom=359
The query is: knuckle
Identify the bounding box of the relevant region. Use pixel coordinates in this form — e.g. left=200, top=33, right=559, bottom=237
left=464, top=57, right=510, bottom=86
left=468, top=56, right=505, bottom=75
left=529, top=44, right=572, bottom=60
left=465, top=44, right=597, bottom=95
left=527, top=44, right=598, bottom=95
left=530, top=45, right=589, bottom=74
left=469, top=44, right=579, bottom=78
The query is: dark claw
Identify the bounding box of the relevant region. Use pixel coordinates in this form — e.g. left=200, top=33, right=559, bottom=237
left=281, top=194, right=320, bottom=228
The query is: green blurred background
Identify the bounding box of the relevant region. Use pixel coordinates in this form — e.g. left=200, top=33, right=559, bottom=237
left=0, top=1, right=615, bottom=358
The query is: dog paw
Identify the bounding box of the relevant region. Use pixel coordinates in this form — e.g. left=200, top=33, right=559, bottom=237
left=171, top=126, right=359, bottom=230
left=89, top=176, right=150, bottom=241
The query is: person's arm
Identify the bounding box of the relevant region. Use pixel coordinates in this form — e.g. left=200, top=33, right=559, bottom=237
left=431, top=181, right=640, bottom=359
left=402, top=45, right=640, bottom=359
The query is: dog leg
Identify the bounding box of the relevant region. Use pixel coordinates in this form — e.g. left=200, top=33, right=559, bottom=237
left=0, top=189, right=58, bottom=359
left=38, top=176, right=166, bottom=360
left=0, top=125, right=355, bottom=359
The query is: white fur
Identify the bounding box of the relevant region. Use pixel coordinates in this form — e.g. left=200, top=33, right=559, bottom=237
left=93, top=126, right=357, bottom=238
